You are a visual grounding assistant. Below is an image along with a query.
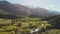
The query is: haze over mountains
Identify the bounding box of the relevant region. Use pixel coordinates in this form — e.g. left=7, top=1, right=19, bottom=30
left=0, top=1, right=60, bottom=18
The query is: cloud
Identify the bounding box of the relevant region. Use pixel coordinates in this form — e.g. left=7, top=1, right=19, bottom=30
left=43, top=5, right=55, bottom=9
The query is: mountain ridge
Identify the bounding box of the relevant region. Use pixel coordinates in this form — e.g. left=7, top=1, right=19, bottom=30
left=0, top=1, right=60, bottom=18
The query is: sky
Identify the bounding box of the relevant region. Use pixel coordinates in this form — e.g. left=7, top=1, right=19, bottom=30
left=6, top=0, right=60, bottom=12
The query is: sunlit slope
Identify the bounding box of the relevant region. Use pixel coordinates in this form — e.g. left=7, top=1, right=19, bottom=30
left=0, top=18, right=11, bottom=24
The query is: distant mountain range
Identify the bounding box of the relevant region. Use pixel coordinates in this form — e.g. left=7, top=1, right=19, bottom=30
left=0, top=1, right=60, bottom=18
left=48, top=10, right=60, bottom=15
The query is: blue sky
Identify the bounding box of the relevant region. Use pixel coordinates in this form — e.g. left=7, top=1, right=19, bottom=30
left=6, top=0, right=60, bottom=12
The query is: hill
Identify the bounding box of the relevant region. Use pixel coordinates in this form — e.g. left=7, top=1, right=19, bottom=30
left=43, top=15, right=60, bottom=29
left=0, top=1, right=23, bottom=16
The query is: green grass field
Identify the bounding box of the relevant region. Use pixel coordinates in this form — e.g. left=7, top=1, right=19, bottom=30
left=0, top=17, right=60, bottom=34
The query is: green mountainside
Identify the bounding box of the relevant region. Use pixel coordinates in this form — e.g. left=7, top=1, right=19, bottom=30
left=0, top=9, right=12, bottom=15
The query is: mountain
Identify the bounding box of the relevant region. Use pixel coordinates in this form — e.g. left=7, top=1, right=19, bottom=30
left=13, top=4, right=30, bottom=16
left=0, top=1, right=60, bottom=18
left=0, top=1, right=26, bottom=16
left=14, top=4, right=60, bottom=18
left=48, top=10, right=60, bottom=15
